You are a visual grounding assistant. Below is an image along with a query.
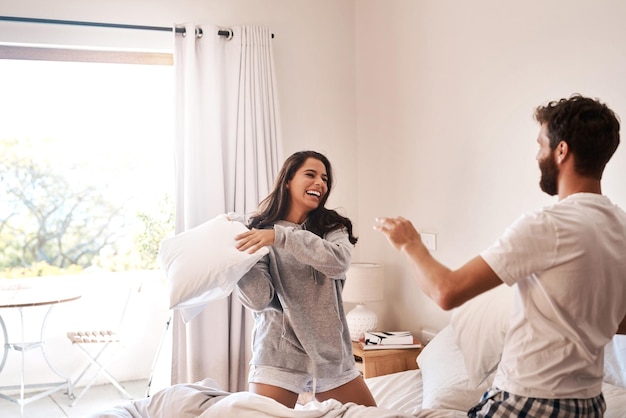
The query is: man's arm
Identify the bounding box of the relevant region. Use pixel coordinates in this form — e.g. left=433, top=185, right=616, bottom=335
left=617, top=314, right=626, bottom=335
left=374, top=216, right=502, bottom=310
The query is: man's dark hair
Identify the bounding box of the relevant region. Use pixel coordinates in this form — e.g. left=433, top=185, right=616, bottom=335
left=535, top=94, right=620, bottom=179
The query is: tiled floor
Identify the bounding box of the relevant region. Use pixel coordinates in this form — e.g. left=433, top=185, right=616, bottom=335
left=1, top=380, right=148, bottom=418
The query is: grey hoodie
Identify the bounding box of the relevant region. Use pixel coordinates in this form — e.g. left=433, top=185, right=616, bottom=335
left=236, top=220, right=355, bottom=378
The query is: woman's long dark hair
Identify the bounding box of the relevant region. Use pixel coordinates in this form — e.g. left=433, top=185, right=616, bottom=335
left=248, top=150, right=358, bottom=245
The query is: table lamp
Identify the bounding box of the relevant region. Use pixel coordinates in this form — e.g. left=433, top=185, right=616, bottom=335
left=342, top=262, right=384, bottom=341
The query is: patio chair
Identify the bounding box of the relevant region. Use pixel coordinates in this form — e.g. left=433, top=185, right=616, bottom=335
left=66, top=281, right=141, bottom=407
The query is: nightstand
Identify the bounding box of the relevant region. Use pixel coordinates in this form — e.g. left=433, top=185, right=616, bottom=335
left=352, top=341, right=422, bottom=378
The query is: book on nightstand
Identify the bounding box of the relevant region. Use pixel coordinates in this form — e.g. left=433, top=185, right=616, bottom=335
left=358, top=338, right=422, bottom=350
left=361, top=331, right=421, bottom=350
left=364, top=331, right=414, bottom=345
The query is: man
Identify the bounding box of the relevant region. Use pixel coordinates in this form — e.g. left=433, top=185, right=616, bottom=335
left=375, top=94, right=626, bottom=417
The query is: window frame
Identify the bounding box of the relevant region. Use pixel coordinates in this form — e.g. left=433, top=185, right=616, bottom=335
left=0, top=44, right=172, bottom=65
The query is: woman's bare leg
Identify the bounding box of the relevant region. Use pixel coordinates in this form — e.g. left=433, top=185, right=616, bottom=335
left=249, top=382, right=299, bottom=408
left=315, top=376, right=377, bottom=406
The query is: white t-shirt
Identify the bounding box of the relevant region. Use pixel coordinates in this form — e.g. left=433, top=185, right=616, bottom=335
left=481, top=193, right=626, bottom=399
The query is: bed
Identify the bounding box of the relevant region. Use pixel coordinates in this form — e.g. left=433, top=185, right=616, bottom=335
left=91, top=285, right=626, bottom=418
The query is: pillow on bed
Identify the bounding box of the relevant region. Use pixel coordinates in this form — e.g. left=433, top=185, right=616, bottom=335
left=604, top=335, right=626, bottom=389
left=450, top=284, right=514, bottom=387
left=450, top=284, right=626, bottom=390
left=159, top=213, right=268, bottom=323
left=417, top=325, right=490, bottom=411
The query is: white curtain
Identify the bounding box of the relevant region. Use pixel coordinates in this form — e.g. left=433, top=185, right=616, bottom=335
left=172, top=23, right=282, bottom=391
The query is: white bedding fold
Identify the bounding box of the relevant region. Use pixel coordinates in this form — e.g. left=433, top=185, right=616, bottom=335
left=88, top=379, right=230, bottom=418
left=88, top=376, right=450, bottom=418
left=200, top=391, right=416, bottom=418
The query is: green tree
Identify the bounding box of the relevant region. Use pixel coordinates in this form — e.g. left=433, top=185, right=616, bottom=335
left=134, top=194, right=175, bottom=270
left=0, top=138, right=125, bottom=272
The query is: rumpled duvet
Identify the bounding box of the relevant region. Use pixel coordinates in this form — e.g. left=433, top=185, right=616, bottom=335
left=88, top=378, right=458, bottom=418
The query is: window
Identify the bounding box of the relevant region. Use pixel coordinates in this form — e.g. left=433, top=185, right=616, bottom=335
left=0, top=45, right=175, bottom=277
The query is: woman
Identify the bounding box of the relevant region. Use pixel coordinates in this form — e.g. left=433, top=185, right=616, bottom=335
left=235, top=150, right=377, bottom=408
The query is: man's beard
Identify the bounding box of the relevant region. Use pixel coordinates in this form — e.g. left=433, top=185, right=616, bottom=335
left=539, top=154, right=559, bottom=196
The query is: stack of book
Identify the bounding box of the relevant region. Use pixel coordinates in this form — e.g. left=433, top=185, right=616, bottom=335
left=360, top=331, right=422, bottom=350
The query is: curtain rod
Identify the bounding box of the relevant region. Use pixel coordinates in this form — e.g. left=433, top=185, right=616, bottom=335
left=0, top=16, right=237, bottom=38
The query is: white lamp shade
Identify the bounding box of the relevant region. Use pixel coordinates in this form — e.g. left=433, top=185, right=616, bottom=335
left=342, top=263, right=383, bottom=303
left=343, top=263, right=384, bottom=341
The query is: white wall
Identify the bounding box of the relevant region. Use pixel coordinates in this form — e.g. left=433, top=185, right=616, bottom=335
left=354, top=0, right=626, bottom=335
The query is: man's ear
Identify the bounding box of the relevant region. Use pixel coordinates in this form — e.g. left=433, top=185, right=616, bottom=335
left=557, top=141, right=569, bottom=163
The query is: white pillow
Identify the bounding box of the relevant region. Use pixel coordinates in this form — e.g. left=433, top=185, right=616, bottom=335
left=450, top=284, right=626, bottom=391
left=417, top=325, right=491, bottom=411
left=450, top=284, right=514, bottom=387
left=158, top=213, right=268, bottom=323
left=604, top=335, right=626, bottom=389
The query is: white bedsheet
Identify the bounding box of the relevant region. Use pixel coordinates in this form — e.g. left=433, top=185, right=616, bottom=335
left=89, top=373, right=462, bottom=418
left=201, top=391, right=416, bottom=418
left=90, top=371, right=626, bottom=418
left=604, top=381, right=626, bottom=418
left=90, top=380, right=418, bottom=418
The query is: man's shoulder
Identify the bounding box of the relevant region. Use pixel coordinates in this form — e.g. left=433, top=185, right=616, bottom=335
left=549, top=193, right=626, bottom=219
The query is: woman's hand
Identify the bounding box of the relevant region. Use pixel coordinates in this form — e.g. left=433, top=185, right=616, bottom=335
left=235, top=228, right=275, bottom=254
